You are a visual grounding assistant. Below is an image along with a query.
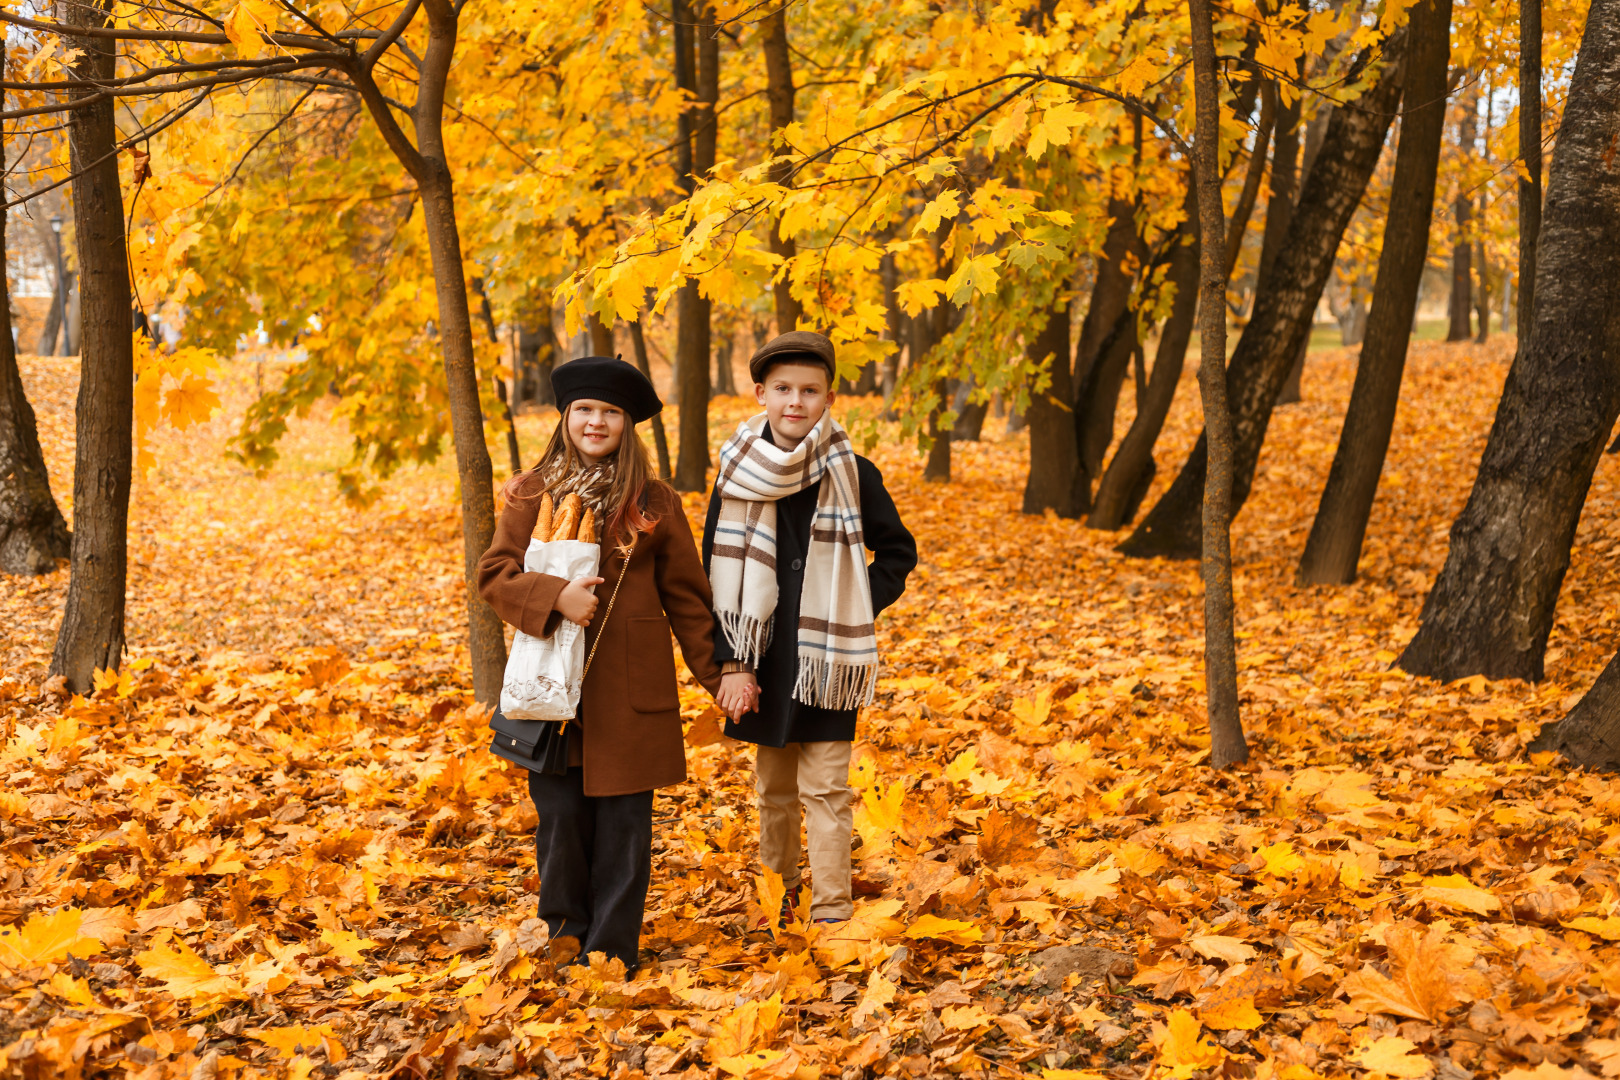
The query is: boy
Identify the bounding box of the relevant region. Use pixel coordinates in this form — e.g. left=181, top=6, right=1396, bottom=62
left=701, top=330, right=917, bottom=925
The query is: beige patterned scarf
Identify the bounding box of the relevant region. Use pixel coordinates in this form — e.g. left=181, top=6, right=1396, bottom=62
left=710, top=412, right=877, bottom=709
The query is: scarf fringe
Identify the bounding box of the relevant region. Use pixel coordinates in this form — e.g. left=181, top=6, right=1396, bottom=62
left=718, top=610, right=774, bottom=667
left=793, top=654, right=878, bottom=711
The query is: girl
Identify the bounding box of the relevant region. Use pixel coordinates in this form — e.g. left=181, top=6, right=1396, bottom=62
left=478, top=355, right=722, bottom=973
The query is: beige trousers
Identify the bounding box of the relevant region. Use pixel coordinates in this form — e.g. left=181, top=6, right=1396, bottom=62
left=754, top=741, right=854, bottom=922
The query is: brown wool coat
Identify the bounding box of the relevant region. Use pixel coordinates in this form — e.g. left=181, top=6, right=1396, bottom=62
left=477, top=482, right=722, bottom=796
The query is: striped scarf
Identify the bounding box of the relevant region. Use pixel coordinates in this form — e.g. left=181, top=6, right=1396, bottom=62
left=710, top=412, right=877, bottom=710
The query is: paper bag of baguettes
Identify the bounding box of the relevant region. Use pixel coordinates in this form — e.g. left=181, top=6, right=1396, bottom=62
left=497, top=490, right=603, bottom=722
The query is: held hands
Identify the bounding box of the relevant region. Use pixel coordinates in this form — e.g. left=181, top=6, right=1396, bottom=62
left=556, top=575, right=605, bottom=626
left=718, top=670, right=760, bottom=721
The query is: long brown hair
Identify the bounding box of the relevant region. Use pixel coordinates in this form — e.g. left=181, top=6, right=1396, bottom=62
left=500, top=408, right=662, bottom=550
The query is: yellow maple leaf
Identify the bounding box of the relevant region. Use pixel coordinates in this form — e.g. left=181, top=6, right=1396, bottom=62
left=1356, top=1036, right=1433, bottom=1078
left=905, top=914, right=983, bottom=945
left=1186, top=934, right=1258, bottom=963
left=1562, top=916, right=1620, bottom=941
left=136, top=939, right=244, bottom=1000
left=319, top=928, right=376, bottom=965
left=247, top=1025, right=339, bottom=1060
left=0, top=910, right=104, bottom=971
left=1199, top=992, right=1263, bottom=1030
left=1156, top=1009, right=1224, bottom=1078
left=161, top=374, right=222, bottom=430
left=1414, top=874, right=1500, bottom=915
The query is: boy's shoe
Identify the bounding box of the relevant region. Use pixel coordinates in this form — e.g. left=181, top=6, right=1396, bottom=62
left=754, top=883, right=809, bottom=930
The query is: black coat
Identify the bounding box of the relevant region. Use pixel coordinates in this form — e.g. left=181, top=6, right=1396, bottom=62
left=701, top=451, right=917, bottom=747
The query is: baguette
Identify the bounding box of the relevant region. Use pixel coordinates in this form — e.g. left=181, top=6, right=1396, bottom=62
left=549, top=493, right=582, bottom=542
left=533, top=492, right=554, bottom=540
left=578, top=508, right=596, bottom=545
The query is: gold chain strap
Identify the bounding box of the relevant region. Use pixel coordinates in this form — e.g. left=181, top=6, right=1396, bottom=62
left=581, top=539, right=635, bottom=681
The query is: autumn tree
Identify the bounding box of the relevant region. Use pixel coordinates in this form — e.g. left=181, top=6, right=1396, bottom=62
left=1186, top=0, right=1244, bottom=766
left=1120, top=28, right=1409, bottom=559
left=1399, top=0, right=1620, bottom=683
left=1296, top=0, right=1452, bottom=586
left=0, top=100, right=72, bottom=577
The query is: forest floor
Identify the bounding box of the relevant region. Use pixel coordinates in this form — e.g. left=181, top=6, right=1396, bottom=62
left=3, top=339, right=1619, bottom=1080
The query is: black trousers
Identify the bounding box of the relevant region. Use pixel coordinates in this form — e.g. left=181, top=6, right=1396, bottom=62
left=527, top=766, right=653, bottom=972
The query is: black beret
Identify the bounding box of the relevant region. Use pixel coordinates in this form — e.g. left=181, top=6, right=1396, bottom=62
left=551, top=355, right=663, bottom=423
left=747, top=330, right=837, bottom=384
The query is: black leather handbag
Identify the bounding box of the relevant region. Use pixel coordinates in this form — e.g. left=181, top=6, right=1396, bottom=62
left=489, top=540, right=633, bottom=775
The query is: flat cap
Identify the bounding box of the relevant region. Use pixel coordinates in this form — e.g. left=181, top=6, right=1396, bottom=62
left=747, top=330, right=837, bottom=384
left=551, top=355, right=663, bottom=423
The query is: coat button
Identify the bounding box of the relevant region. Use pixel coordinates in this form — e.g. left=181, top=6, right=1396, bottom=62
left=791, top=558, right=803, bottom=571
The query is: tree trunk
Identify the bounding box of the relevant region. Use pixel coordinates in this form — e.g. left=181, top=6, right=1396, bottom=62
left=588, top=313, right=615, bottom=356
left=1447, top=85, right=1477, bottom=342
left=761, top=4, right=802, bottom=332
left=1398, top=0, right=1620, bottom=683
left=952, top=376, right=988, bottom=441
left=1223, top=83, right=1275, bottom=281
left=64, top=275, right=81, bottom=356
left=38, top=274, right=63, bottom=356
left=1519, top=0, right=1543, bottom=336
left=879, top=251, right=903, bottom=412
left=515, top=299, right=557, bottom=408
left=1266, top=88, right=1308, bottom=406
left=1073, top=308, right=1140, bottom=490
left=1475, top=239, right=1491, bottom=343
left=1022, top=294, right=1086, bottom=516
left=1297, top=0, right=1452, bottom=585
left=1090, top=186, right=1200, bottom=530
left=1187, top=0, right=1246, bottom=768
left=627, top=319, right=672, bottom=479
left=416, top=182, right=506, bottom=701
left=923, top=374, right=952, bottom=481
left=1118, top=29, right=1409, bottom=560
left=1529, top=650, right=1620, bottom=768
left=713, top=331, right=737, bottom=396
left=1073, top=198, right=1139, bottom=386
left=349, top=0, right=509, bottom=703
left=50, top=0, right=133, bottom=690
left=670, top=0, right=718, bottom=491
left=473, top=277, right=523, bottom=475
left=0, top=106, right=72, bottom=577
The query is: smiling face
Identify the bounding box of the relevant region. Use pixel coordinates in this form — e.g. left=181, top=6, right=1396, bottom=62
left=755, top=361, right=834, bottom=448
left=565, top=398, right=626, bottom=461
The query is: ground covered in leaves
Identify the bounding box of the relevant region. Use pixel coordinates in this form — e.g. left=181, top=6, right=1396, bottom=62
left=4, top=341, right=1620, bottom=1080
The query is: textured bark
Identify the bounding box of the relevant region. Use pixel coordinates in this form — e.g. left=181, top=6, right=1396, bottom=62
left=761, top=4, right=801, bottom=332
left=879, top=251, right=904, bottom=411
left=50, top=0, right=132, bottom=690
left=671, top=0, right=719, bottom=491
left=1090, top=190, right=1200, bottom=531
left=1447, top=86, right=1477, bottom=342
left=1399, top=0, right=1620, bottom=682
left=627, top=319, right=672, bottom=479
left=0, top=107, right=72, bottom=575
left=1519, top=0, right=1543, bottom=335
left=473, top=278, right=522, bottom=475
left=1529, top=650, right=1620, bottom=768
left=409, top=11, right=507, bottom=703
left=514, top=298, right=557, bottom=408
left=1188, top=0, right=1246, bottom=768
left=1119, top=30, right=1408, bottom=560
left=1073, top=308, right=1140, bottom=489
left=1297, top=0, right=1452, bottom=585
left=1266, top=89, right=1307, bottom=406
left=38, top=272, right=65, bottom=356
left=588, top=313, right=615, bottom=357
left=1475, top=240, right=1491, bottom=343
left=1073, top=199, right=1139, bottom=386
left=1022, top=295, right=1085, bottom=517
left=1223, top=83, right=1275, bottom=281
